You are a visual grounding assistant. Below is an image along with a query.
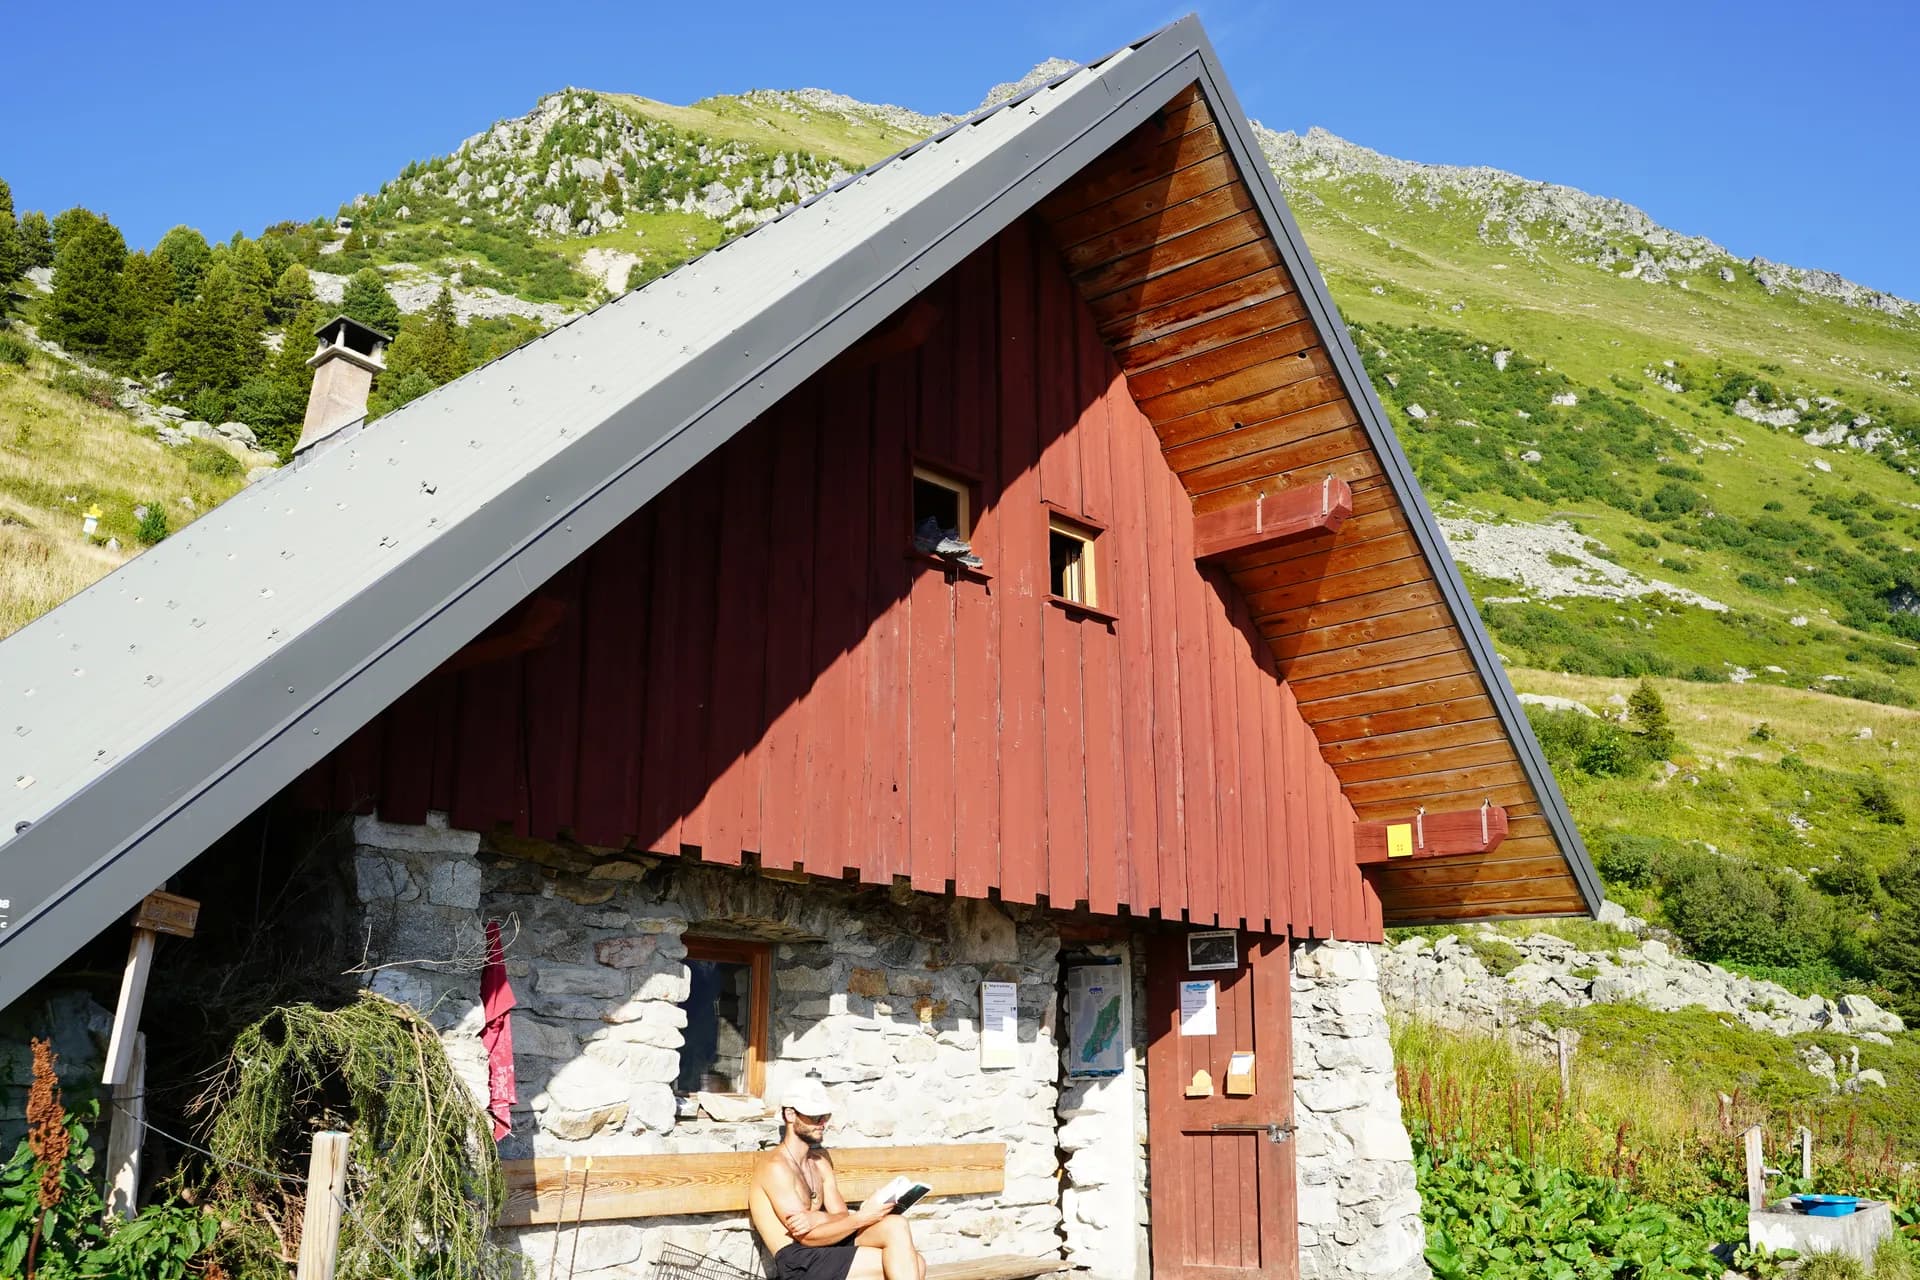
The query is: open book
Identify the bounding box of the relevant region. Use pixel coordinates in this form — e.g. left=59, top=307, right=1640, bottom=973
left=871, top=1175, right=932, bottom=1214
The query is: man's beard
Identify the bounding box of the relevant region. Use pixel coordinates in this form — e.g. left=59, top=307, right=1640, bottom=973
left=802, top=1129, right=826, bottom=1148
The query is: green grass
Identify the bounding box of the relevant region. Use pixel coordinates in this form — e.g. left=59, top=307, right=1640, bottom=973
left=606, top=90, right=929, bottom=169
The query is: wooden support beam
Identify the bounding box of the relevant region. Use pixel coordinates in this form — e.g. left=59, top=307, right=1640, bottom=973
left=1353, top=803, right=1508, bottom=866
left=103, top=1033, right=145, bottom=1221
left=1193, top=475, right=1352, bottom=562
left=499, top=1142, right=1005, bottom=1226
left=103, top=891, right=197, bottom=1087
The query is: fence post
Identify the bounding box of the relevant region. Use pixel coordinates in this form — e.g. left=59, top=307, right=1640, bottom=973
left=103, top=1033, right=146, bottom=1221
left=1744, top=1125, right=1766, bottom=1213
left=1799, top=1127, right=1812, bottom=1182
left=296, top=1131, right=350, bottom=1280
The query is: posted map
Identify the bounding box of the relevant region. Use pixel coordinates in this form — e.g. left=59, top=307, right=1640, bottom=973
left=1066, top=960, right=1126, bottom=1077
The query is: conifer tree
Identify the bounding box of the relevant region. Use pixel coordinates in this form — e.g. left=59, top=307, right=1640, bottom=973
left=119, top=248, right=176, bottom=360
left=151, top=259, right=266, bottom=405
left=271, top=262, right=314, bottom=322
left=272, top=299, right=327, bottom=391
left=43, top=207, right=136, bottom=364
left=0, top=178, right=17, bottom=286
left=17, top=211, right=53, bottom=270
left=1626, top=679, right=1675, bottom=759
left=340, top=267, right=402, bottom=337
left=227, top=238, right=274, bottom=326
left=388, top=286, right=466, bottom=385
left=155, top=225, right=210, bottom=304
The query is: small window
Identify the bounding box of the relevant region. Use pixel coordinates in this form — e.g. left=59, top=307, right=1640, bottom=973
left=676, top=937, right=771, bottom=1096
left=911, top=464, right=981, bottom=568
left=1049, top=516, right=1098, bottom=606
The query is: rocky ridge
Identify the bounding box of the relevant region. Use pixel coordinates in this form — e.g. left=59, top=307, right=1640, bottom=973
left=1255, top=125, right=1917, bottom=321
left=1381, top=915, right=1906, bottom=1091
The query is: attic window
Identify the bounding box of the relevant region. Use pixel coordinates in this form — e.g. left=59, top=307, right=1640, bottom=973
left=1049, top=516, right=1099, bottom=606
left=675, top=936, right=771, bottom=1097
left=911, top=464, right=981, bottom=569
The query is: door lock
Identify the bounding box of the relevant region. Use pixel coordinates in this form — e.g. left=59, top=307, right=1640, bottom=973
left=1210, top=1121, right=1294, bottom=1144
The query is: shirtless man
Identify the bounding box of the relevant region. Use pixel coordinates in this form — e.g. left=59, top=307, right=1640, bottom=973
left=748, top=1078, right=927, bottom=1280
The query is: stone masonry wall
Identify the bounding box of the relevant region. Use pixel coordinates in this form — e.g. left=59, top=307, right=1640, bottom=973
left=1055, top=941, right=1148, bottom=1280
left=1291, top=940, right=1428, bottom=1280
left=349, top=813, right=1067, bottom=1278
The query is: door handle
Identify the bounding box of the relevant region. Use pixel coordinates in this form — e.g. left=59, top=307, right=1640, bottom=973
left=1210, top=1122, right=1294, bottom=1144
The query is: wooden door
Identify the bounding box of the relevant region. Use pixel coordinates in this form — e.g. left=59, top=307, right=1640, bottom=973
left=1146, top=930, right=1298, bottom=1280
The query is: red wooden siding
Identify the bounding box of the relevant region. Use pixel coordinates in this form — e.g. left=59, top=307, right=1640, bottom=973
left=296, top=218, right=1376, bottom=940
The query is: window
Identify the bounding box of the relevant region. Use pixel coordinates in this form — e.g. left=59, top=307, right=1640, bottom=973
left=1049, top=516, right=1099, bottom=606
left=912, top=465, right=971, bottom=542
left=675, top=937, right=771, bottom=1096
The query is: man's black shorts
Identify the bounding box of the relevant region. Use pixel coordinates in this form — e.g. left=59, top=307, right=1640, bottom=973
left=773, top=1238, right=858, bottom=1280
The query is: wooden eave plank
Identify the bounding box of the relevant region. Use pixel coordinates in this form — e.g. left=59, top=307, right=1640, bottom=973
left=1241, top=535, right=1430, bottom=608
left=1036, top=91, right=1213, bottom=219
left=1337, top=757, right=1529, bottom=808
left=1292, top=648, right=1480, bottom=709
left=1151, top=364, right=1343, bottom=449
left=1319, top=713, right=1505, bottom=763
left=1100, top=265, right=1300, bottom=352
left=1061, top=181, right=1258, bottom=276
left=1266, top=601, right=1458, bottom=663
left=1077, top=209, right=1272, bottom=304
left=1373, top=851, right=1573, bottom=889
left=1170, top=410, right=1368, bottom=491
left=1227, top=505, right=1412, bottom=573
left=1277, top=625, right=1464, bottom=684
left=1128, top=317, right=1325, bottom=402
left=1247, top=555, right=1432, bottom=622
left=1310, top=692, right=1498, bottom=745
left=1187, top=442, right=1383, bottom=509
left=1380, top=875, right=1582, bottom=912
left=1135, top=338, right=1328, bottom=423
left=1047, top=150, right=1241, bottom=249
left=1119, top=294, right=1317, bottom=381
left=1085, top=239, right=1287, bottom=331
left=1332, top=736, right=1516, bottom=785
left=1258, top=578, right=1445, bottom=640
left=1296, top=670, right=1486, bottom=724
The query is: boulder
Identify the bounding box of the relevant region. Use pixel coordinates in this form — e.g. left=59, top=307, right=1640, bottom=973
left=1837, top=993, right=1904, bottom=1034
left=214, top=421, right=258, bottom=446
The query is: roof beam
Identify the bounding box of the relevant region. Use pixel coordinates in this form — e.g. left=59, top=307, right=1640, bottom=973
left=1192, top=474, right=1351, bottom=562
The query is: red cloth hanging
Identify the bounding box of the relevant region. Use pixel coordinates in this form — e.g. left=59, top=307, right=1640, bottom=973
left=480, top=919, right=517, bottom=1142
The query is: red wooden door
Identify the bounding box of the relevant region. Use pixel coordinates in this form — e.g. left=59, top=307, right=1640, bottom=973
left=1146, top=930, right=1298, bottom=1280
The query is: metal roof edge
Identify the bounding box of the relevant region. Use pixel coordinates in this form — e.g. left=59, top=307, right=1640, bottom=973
left=0, top=20, right=1215, bottom=1012
left=1183, top=35, right=1604, bottom=920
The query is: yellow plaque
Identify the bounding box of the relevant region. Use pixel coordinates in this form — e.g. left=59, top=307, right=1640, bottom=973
left=1386, top=823, right=1414, bottom=859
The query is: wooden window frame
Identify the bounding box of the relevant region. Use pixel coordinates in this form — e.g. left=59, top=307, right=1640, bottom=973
left=1047, top=511, right=1104, bottom=613
left=911, top=462, right=974, bottom=542
left=681, top=936, right=773, bottom=1098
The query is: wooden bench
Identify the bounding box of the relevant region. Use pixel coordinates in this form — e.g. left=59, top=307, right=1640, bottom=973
left=499, top=1144, right=1068, bottom=1279
left=499, top=1143, right=1006, bottom=1226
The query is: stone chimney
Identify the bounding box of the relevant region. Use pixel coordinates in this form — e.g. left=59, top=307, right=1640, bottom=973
left=297, top=314, right=390, bottom=452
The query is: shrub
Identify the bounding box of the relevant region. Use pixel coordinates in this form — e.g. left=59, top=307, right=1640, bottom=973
left=136, top=503, right=169, bottom=544
left=183, top=440, right=240, bottom=479
left=1663, top=856, right=1838, bottom=968
left=1857, top=774, right=1906, bottom=826
left=1799, top=1252, right=1867, bottom=1280
left=1593, top=832, right=1664, bottom=889
left=0, top=330, right=31, bottom=366
left=50, top=367, right=120, bottom=409
left=187, top=385, right=227, bottom=424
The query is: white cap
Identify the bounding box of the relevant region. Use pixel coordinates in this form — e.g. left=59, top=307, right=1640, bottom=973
left=780, top=1077, right=835, bottom=1117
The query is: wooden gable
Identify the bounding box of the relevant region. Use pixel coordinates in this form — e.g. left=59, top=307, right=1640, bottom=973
left=1033, top=84, right=1590, bottom=923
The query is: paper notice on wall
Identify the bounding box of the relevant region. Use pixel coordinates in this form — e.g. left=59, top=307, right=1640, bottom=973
left=1178, top=980, right=1217, bottom=1037
left=980, top=981, right=1019, bottom=1069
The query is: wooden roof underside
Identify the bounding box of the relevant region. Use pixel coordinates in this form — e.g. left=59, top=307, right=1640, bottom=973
left=1035, top=84, right=1590, bottom=924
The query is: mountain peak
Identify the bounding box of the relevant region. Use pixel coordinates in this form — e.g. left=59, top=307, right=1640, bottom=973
left=976, top=58, right=1079, bottom=114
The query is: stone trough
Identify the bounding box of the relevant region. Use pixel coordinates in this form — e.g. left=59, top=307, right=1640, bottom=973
left=1748, top=1199, right=1894, bottom=1271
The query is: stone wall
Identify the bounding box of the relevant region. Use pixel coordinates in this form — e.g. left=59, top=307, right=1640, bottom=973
left=1291, top=940, right=1427, bottom=1280
left=349, top=813, right=1067, bottom=1277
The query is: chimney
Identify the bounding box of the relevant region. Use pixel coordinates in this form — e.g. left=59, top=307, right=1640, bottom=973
left=297, top=314, right=390, bottom=452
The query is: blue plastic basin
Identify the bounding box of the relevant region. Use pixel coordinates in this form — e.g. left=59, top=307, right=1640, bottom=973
left=1795, top=1195, right=1862, bottom=1217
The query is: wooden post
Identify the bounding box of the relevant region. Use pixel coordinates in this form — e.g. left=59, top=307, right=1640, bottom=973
left=1556, top=1029, right=1572, bottom=1101
left=296, top=1131, right=350, bottom=1280
left=1799, top=1127, right=1813, bottom=1182
left=1744, top=1124, right=1766, bottom=1212
left=103, top=1033, right=146, bottom=1220
left=102, top=892, right=198, bottom=1087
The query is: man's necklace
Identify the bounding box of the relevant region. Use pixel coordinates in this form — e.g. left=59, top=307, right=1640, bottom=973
left=781, top=1145, right=819, bottom=1203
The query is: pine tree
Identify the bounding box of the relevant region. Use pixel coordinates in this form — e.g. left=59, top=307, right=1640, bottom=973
left=227, top=238, right=274, bottom=326
left=272, top=300, right=328, bottom=390
left=270, top=262, right=314, bottom=322
left=155, top=225, right=210, bottom=304
left=340, top=267, right=402, bottom=336
left=119, top=249, right=176, bottom=362
left=1626, top=679, right=1675, bottom=760
left=0, top=178, right=17, bottom=286
left=1876, top=857, right=1920, bottom=1022
left=387, top=286, right=466, bottom=385
left=43, top=207, right=135, bottom=364
left=151, top=259, right=266, bottom=405
left=17, top=211, right=53, bottom=270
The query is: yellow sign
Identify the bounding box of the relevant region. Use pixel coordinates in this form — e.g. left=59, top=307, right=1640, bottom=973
left=1387, top=823, right=1415, bottom=858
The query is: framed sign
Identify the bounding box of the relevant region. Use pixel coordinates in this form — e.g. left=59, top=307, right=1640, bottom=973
left=1065, top=958, right=1126, bottom=1078
left=1186, top=930, right=1239, bottom=972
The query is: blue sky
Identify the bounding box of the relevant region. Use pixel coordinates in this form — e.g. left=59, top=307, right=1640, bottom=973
left=3, top=0, right=1916, bottom=299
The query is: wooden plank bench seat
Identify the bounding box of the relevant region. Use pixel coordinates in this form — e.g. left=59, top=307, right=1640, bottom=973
left=923, top=1256, right=1071, bottom=1280
left=499, top=1143, right=1006, bottom=1226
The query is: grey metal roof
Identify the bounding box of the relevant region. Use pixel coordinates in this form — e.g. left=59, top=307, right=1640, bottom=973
left=0, top=14, right=1598, bottom=1011
left=0, top=19, right=1212, bottom=1009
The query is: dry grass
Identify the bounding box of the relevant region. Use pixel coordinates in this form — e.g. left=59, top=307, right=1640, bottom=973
left=0, top=352, right=249, bottom=638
